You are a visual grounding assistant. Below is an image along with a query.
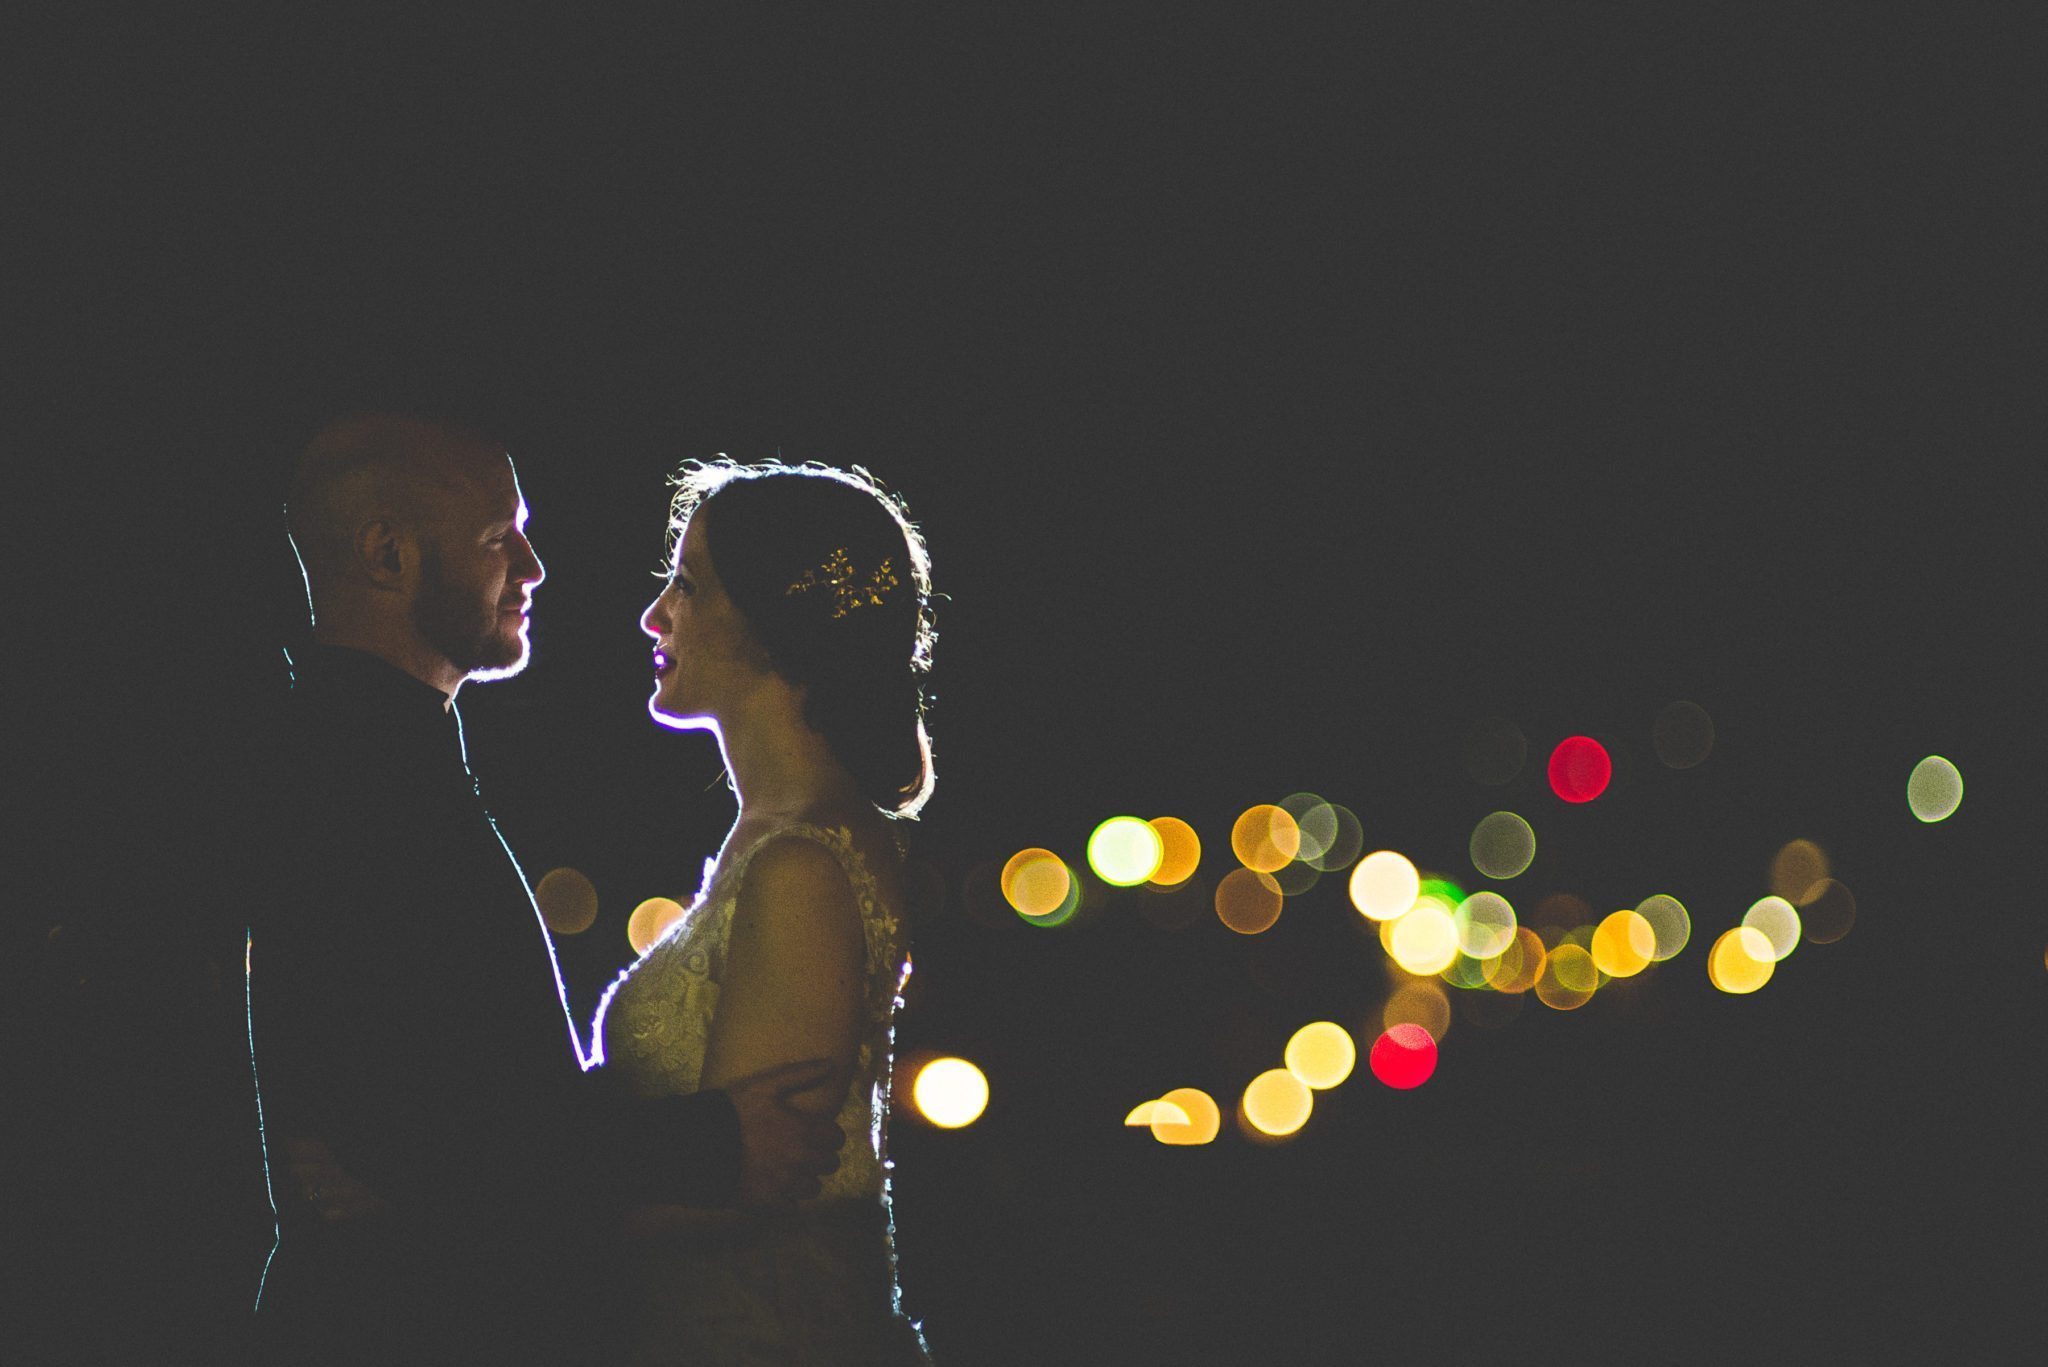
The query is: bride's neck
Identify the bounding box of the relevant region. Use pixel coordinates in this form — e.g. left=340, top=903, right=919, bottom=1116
left=715, top=697, right=862, bottom=825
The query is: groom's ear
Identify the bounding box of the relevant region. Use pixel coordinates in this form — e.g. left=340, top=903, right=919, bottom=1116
left=351, top=518, right=413, bottom=592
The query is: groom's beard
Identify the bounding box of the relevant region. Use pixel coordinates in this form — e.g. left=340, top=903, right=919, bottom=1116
left=416, top=549, right=529, bottom=679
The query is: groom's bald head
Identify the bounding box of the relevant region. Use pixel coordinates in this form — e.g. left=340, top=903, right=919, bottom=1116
left=285, top=411, right=543, bottom=696
left=287, top=413, right=504, bottom=598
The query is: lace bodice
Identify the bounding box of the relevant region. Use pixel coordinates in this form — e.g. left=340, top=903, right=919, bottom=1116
left=595, top=822, right=912, bottom=1204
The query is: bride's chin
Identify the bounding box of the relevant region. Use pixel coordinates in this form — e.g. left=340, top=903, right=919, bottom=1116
left=646, top=696, right=717, bottom=734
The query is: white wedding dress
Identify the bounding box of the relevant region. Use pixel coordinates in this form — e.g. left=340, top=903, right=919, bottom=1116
left=594, top=821, right=930, bottom=1364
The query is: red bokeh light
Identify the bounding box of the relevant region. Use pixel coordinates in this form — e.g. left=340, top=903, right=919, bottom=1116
left=1547, top=736, right=1612, bottom=803
left=1368, top=1023, right=1438, bottom=1089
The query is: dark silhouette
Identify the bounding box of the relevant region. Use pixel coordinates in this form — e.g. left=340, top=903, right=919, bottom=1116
left=245, top=415, right=841, bottom=1363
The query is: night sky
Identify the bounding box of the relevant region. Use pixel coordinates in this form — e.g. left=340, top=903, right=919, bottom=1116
left=13, top=6, right=2040, bottom=1361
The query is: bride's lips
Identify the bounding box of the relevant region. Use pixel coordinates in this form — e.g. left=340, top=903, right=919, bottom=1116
left=652, top=648, right=672, bottom=677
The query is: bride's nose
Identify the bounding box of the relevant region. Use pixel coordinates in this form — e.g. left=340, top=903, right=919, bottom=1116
left=641, top=593, right=669, bottom=638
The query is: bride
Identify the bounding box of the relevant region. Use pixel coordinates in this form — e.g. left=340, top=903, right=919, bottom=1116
left=592, top=458, right=937, bottom=1363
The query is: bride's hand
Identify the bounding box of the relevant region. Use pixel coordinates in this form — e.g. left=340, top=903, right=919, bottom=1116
left=725, top=1057, right=849, bottom=1206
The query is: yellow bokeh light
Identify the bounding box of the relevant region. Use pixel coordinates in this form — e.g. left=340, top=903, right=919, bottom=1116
left=626, top=896, right=686, bottom=956
left=536, top=866, right=599, bottom=937
left=912, top=1057, right=989, bottom=1128
left=1242, top=1069, right=1314, bottom=1137
left=1908, top=755, right=1963, bottom=822
left=1284, top=1021, right=1357, bottom=1089
left=1382, top=978, right=1452, bottom=1039
left=1769, top=839, right=1830, bottom=903
left=1535, top=944, right=1597, bottom=1010
left=1799, top=878, right=1857, bottom=944
left=1150, top=1087, right=1221, bottom=1145
left=1231, top=804, right=1302, bottom=873
left=1214, top=867, right=1284, bottom=935
left=1001, top=848, right=1076, bottom=922
left=1468, top=811, right=1537, bottom=881
left=1590, top=909, right=1656, bottom=978
left=1124, top=1100, right=1192, bottom=1128
left=1388, top=902, right=1460, bottom=975
left=1453, top=891, right=1518, bottom=959
left=1708, top=926, right=1777, bottom=994
left=1635, top=894, right=1692, bottom=961
left=1349, top=850, right=1421, bottom=921
left=1147, top=817, right=1202, bottom=885
left=1742, top=896, right=1802, bottom=961
left=1482, top=927, right=1546, bottom=994
left=1087, top=816, right=1164, bottom=887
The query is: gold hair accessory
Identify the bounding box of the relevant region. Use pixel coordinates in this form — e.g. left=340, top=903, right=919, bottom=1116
left=785, top=547, right=899, bottom=619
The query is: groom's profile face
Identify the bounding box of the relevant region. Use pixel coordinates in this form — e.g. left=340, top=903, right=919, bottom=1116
left=412, top=452, right=546, bottom=683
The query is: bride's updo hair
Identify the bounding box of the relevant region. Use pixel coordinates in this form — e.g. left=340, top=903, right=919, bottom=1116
left=669, top=458, right=937, bottom=818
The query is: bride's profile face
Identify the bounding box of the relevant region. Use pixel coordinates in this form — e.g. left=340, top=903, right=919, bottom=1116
left=641, top=511, right=760, bottom=728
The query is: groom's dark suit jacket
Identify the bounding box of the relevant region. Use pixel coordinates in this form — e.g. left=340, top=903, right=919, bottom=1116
left=248, top=643, right=737, bottom=1364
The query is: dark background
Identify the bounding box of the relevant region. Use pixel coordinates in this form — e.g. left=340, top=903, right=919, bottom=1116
left=10, top=4, right=2041, bottom=1361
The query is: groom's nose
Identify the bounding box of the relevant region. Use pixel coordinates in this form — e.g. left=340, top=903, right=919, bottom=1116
left=510, top=530, right=545, bottom=589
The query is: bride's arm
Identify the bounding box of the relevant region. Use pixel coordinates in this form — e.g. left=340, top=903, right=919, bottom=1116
left=700, top=835, right=866, bottom=1115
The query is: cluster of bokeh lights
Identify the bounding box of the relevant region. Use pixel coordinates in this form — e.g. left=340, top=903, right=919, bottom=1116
left=1086, top=716, right=1959, bottom=1145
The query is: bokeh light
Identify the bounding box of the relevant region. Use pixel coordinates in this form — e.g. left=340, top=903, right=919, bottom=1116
left=1590, top=909, right=1656, bottom=978
left=1548, top=736, right=1613, bottom=803
left=1439, top=950, right=1493, bottom=990
left=1150, top=1087, right=1222, bottom=1145
left=1418, top=875, right=1466, bottom=907
left=1382, top=979, right=1452, bottom=1039
left=1534, top=944, right=1597, bottom=1010
left=1349, top=850, right=1421, bottom=921
left=1242, top=1068, right=1314, bottom=1137
left=1769, top=839, right=1830, bottom=903
left=1272, top=860, right=1323, bottom=896
left=1908, top=756, right=1963, bottom=823
left=1388, top=902, right=1461, bottom=975
left=1529, top=892, right=1595, bottom=945
left=1124, top=1099, right=1192, bottom=1128
left=1462, top=716, right=1527, bottom=786
left=626, top=896, right=687, bottom=955
left=1368, top=1023, right=1439, bottom=1089
left=1798, top=878, right=1857, bottom=944
left=1279, top=793, right=1338, bottom=866
left=1453, top=892, right=1518, bottom=959
left=1468, top=810, right=1537, bottom=881
left=1302, top=802, right=1365, bottom=873
left=912, top=1057, right=989, bottom=1128
left=1708, top=926, right=1777, bottom=994
left=536, top=866, right=599, bottom=937
left=1285, top=1021, right=1357, bottom=1089
left=1653, top=700, right=1715, bottom=769
left=1483, top=927, right=1546, bottom=994
left=1742, top=896, right=1802, bottom=961
left=1635, top=894, right=1692, bottom=961
left=1001, top=847, right=1079, bottom=925
left=1087, top=816, right=1164, bottom=886
left=1215, top=867, right=1284, bottom=935
left=1147, top=817, right=1202, bottom=886
left=1231, top=804, right=1302, bottom=873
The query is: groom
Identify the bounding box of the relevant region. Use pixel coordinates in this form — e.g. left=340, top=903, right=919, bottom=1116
left=247, top=411, right=842, bottom=1363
